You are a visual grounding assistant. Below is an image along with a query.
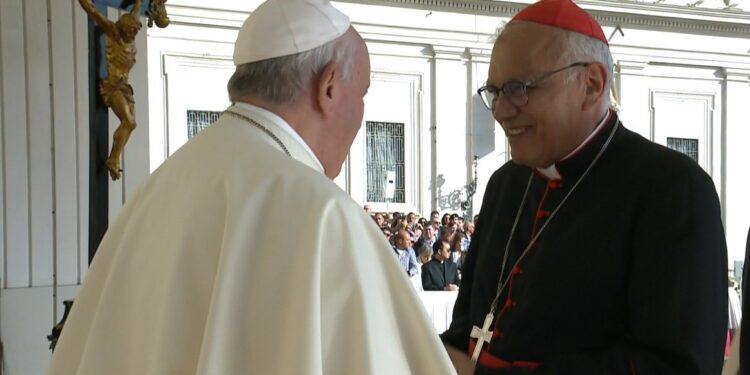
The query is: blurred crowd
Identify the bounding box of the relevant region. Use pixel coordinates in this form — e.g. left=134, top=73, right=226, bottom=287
left=363, top=205, right=475, bottom=291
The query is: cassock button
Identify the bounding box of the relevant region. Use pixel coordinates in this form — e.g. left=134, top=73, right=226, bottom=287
left=548, top=180, right=563, bottom=189
left=512, top=266, right=523, bottom=275
left=536, top=209, right=550, bottom=218
left=505, top=298, right=514, bottom=308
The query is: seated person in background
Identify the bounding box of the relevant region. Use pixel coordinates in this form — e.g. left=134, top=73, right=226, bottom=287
left=456, top=216, right=464, bottom=229
left=450, top=232, right=467, bottom=267
left=384, top=212, right=394, bottom=226
left=416, top=244, right=433, bottom=266
left=440, top=221, right=459, bottom=243
left=391, top=212, right=403, bottom=227
left=416, top=224, right=438, bottom=251
left=411, top=224, right=423, bottom=243
left=462, top=221, right=475, bottom=244
left=422, top=240, right=460, bottom=291
left=373, top=212, right=385, bottom=227
left=393, top=229, right=418, bottom=277
left=441, top=213, right=451, bottom=227
left=407, top=212, right=418, bottom=230
left=392, top=217, right=408, bottom=233
left=381, top=226, right=393, bottom=244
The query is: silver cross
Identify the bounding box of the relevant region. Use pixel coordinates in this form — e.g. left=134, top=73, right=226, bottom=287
left=470, top=312, right=494, bottom=362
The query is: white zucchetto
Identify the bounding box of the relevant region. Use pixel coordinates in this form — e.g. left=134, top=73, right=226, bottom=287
left=233, top=0, right=351, bottom=66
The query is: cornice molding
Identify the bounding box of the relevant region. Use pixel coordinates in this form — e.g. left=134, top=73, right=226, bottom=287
left=336, top=0, right=750, bottom=35
left=339, top=0, right=522, bottom=15
left=163, top=4, right=247, bottom=28
left=431, top=46, right=469, bottom=60
left=467, top=48, right=492, bottom=62
left=164, top=1, right=750, bottom=36
left=618, top=60, right=649, bottom=74
left=723, top=67, right=750, bottom=82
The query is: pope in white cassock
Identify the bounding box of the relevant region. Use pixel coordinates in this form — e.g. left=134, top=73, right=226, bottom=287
left=47, top=0, right=456, bottom=373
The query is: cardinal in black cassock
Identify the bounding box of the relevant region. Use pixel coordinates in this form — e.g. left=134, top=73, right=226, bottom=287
left=441, top=1, right=728, bottom=374
left=442, top=109, right=727, bottom=374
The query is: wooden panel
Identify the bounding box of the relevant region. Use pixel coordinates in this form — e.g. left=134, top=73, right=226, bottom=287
left=0, top=287, right=53, bottom=375
left=74, top=0, right=90, bottom=282
left=51, top=0, right=82, bottom=286
left=0, top=0, right=31, bottom=288
left=26, top=0, right=55, bottom=287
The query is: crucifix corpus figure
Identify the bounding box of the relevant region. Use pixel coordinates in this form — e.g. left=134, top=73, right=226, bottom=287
left=79, top=0, right=142, bottom=181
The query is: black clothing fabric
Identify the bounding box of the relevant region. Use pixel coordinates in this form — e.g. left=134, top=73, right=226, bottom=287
left=441, top=113, right=728, bottom=374
left=740, top=226, right=750, bottom=375
left=422, top=259, right=460, bottom=291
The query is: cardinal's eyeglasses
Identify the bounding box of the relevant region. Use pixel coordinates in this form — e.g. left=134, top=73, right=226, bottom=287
left=477, top=62, right=590, bottom=110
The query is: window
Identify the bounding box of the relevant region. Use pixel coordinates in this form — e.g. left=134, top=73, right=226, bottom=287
left=366, top=121, right=405, bottom=203
left=667, top=137, right=699, bottom=163
left=187, top=110, right=221, bottom=139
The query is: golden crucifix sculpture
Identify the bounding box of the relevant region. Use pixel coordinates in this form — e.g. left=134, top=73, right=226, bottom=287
left=78, top=0, right=169, bottom=180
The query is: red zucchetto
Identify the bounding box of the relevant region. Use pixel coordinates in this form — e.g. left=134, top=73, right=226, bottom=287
left=512, top=0, right=608, bottom=45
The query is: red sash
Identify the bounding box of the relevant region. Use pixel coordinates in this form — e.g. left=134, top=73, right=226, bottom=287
left=468, top=339, right=541, bottom=370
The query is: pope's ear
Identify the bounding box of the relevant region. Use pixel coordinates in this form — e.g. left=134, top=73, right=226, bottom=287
left=316, top=61, right=339, bottom=117
left=581, top=62, right=608, bottom=111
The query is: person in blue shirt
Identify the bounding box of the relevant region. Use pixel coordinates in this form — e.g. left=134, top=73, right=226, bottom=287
left=393, top=229, right=418, bottom=277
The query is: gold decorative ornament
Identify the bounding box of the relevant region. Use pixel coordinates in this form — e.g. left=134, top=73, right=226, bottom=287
left=147, top=0, right=170, bottom=28
left=78, top=0, right=169, bottom=180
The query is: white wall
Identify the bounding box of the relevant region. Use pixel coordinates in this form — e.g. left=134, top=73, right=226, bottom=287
left=0, top=1, right=90, bottom=371
left=723, top=68, right=750, bottom=265
left=0, top=1, right=151, bottom=374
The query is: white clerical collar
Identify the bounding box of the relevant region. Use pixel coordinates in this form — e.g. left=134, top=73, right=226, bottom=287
left=234, top=102, right=323, bottom=169
left=536, top=110, right=612, bottom=180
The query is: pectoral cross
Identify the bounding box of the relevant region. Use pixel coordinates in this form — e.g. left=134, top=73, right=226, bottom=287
left=470, top=312, right=494, bottom=362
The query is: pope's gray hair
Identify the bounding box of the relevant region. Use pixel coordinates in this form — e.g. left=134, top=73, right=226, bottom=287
left=227, top=31, right=357, bottom=105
